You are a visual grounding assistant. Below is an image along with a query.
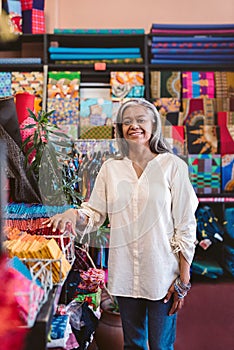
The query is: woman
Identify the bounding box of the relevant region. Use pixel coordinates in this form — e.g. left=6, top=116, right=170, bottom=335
left=45, top=99, right=198, bottom=350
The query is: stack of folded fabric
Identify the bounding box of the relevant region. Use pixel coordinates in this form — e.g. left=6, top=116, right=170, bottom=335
left=49, top=47, right=143, bottom=65
left=150, top=23, right=234, bottom=65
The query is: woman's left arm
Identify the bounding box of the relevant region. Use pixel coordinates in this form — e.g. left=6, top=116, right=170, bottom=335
left=164, top=157, right=199, bottom=314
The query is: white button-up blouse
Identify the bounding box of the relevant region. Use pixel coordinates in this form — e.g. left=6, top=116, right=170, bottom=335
left=79, top=152, right=199, bottom=300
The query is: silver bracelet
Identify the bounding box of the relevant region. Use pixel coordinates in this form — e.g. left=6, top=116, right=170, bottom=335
left=174, top=277, right=191, bottom=299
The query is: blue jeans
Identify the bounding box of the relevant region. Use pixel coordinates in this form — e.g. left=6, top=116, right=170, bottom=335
left=116, top=296, right=177, bottom=350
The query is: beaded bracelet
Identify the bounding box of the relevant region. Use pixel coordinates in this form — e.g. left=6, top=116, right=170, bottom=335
left=174, top=277, right=191, bottom=299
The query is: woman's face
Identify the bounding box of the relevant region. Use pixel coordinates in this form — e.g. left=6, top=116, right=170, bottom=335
left=121, top=105, right=154, bottom=147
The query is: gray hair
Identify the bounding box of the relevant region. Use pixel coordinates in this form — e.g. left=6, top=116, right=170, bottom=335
left=115, top=98, right=172, bottom=156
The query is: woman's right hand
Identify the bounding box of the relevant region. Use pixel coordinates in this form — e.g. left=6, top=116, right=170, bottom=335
left=43, top=208, right=79, bottom=234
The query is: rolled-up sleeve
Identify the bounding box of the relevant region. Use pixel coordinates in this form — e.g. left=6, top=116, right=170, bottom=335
left=170, top=158, right=199, bottom=265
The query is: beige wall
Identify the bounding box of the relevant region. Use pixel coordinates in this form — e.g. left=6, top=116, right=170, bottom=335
left=45, top=0, right=234, bottom=34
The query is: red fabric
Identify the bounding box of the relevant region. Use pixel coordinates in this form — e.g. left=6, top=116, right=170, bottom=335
left=20, top=0, right=33, bottom=11
left=15, top=92, right=35, bottom=124
left=32, top=9, right=45, bottom=33
left=219, top=125, right=234, bottom=155
left=0, top=255, right=28, bottom=350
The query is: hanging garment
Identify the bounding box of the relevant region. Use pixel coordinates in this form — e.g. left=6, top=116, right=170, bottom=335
left=0, top=96, right=22, bottom=148
left=0, top=124, right=41, bottom=203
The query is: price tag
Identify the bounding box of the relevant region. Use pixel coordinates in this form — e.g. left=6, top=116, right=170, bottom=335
left=94, top=62, right=106, bottom=71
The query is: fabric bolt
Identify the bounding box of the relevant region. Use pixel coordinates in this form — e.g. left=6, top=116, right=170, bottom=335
left=47, top=71, right=80, bottom=99
left=15, top=92, right=35, bottom=124
left=11, top=71, right=44, bottom=98
left=153, top=98, right=181, bottom=117
left=186, top=125, right=220, bottom=154
left=221, top=154, right=234, bottom=192
left=150, top=71, right=181, bottom=98
left=0, top=58, right=41, bottom=64
left=110, top=71, right=144, bottom=98
left=22, top=8, right=45, bottom=33
left=219, top=125, right=234, bottom=155
left=47, top=97, right=79, bottom=125
left=182, top=72, right=215, bottom=99
left=179, top=98, right=216, bottom=126
left=188, top=154, right=221, bottom=194
left=151, top=42, right=234, bottom=49
left=217, top=111, right=234, bottom=126
left=0, top=72, right=12, bottom=97
left=20, top=0, right=33, bottom=11
left=78, top=153, right=198, bottom=300
left=214, top=71, right=234, bottom=99
left=162, top=125, right=185, bottom=155
left=79, top=98, right=112, bottom=137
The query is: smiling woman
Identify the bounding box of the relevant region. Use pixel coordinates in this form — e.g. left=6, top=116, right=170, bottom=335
left=45, top=98, right=199, bottom=349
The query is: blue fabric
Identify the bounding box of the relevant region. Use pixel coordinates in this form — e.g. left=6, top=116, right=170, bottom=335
left=117, top=296, right=177, bottom=350
left=151, top=36, right=234, bottom=43
left=49, top=47, right=140, bottom=54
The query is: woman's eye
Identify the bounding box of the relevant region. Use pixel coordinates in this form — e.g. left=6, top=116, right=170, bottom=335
left=137, top=119, right=145, bottom=124
left=123, top=120, right=131, bottom=125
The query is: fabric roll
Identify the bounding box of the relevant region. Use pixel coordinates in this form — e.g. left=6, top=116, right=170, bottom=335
left=0, top=72, right=12, bottom=97
left=15, top=92, right=35, bottom=124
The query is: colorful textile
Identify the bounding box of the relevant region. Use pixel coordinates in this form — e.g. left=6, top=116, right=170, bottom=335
left=4, top=0, right=22, bottom=34
left=21, top=8, right=45, bottom=33
left=0, top=58, right=41, bottom=64
left=110, top=71, right=144, bottom=98
left=188, top=154, right=221, bottom=194
left=47, top=71, right=80, bottom=98
left=179, top=98, right=216, bottom=126
left=223, top=245, right=234, bottom=276
left=78, top=268, right=105, bottom=293
left=150, top=71, right=181, bottom=98
left=0, top=72, right=12, bottom=97
left=11, top=71, right=43, bottom=97
left=221, top=154, right=234, bottom=192
left=214, top=72, right=234, bottom=99
left=162, top=125, right=185, bottom=155
left=47, top=97, right=79, bottom=124
left=186, top=125, right=220, bottom=154
left=219, top=125, right=234, bottom=154
left=79, top=98, right=112, bottom=137
left=182, top=72, right=215, bottom=98
left=217, top=112, right=234, bottom=126
left=191, top=258, right=224, bottom=279
left=48, top=314, right=72, bottom=348
left=54, top=28, right=145, bottom=34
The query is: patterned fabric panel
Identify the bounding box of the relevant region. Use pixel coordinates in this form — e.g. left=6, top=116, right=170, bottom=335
left=186, top=125, right=220, bottom=154
left=11, top=71, right=43, bottom=97
left=188, top=154, right=221, bottom=194
left=162, top=125, right=185, bottom=155
left=79, top=98, right=113, bottom=138
left=47, top=98, right=79, bottom=124
left=179, top=98, right=216, bottom=126
left=150, top=71, right=181, bottom=98
left=110, top=71, right=145, bottom=98
left=219, top=125, right=234, bottom=155
left=182, top=72, right=215, bottom=99
left=221, top=154, right=234, bottom=192
left=0, top=72, right=12, bottom=97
